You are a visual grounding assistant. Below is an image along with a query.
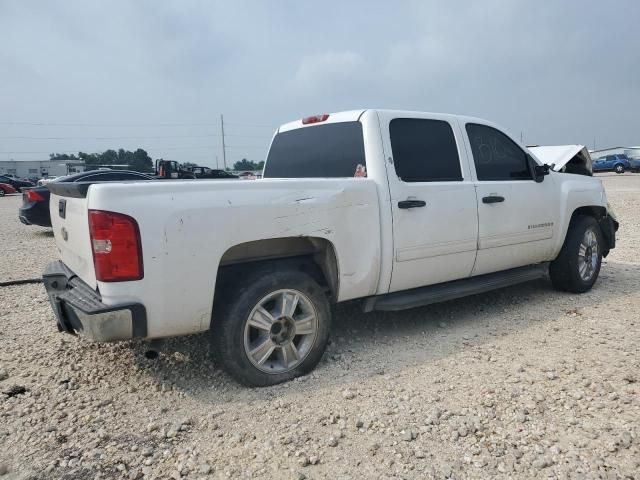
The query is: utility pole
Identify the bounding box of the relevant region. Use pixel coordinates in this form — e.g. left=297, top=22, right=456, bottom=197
left=220, top=114, right=227, bottom=170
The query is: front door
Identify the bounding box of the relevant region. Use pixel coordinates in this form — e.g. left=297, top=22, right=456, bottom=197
left=462, top=122, right=558, bottom=276
left=380, top=113, right=479, bottom=293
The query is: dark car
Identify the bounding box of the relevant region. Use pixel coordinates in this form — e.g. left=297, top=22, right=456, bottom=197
left=627, top=157, right=640, bottom=173
left=189, top=166, right=238, bottom=179
left=19, top=170, right=154, bottom=227
left=592, top=154, right=632, bottom=174
left=0, top=174, right=34, bottom=192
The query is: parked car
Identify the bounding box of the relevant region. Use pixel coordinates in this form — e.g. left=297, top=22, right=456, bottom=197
left=626, top=157, right=640, bottom=173
left=19, top=169, right=154, bottom=227
left=37, top=176, right=60, bottom=186
left=187, top=166, right=239, bottom=179
left=0, top=174, right=34, bottom=192
left=238, top=171, right=258, bottom=180
left=592, top=154, right=631, bottom=174
left=42, top=109, right=618, bottom=386
left=0, top=183, right=18, bottom=196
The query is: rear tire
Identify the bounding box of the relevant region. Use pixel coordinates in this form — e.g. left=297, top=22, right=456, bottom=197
left=550, top=215, right=603, bottom=293
left=615, top=164, right=625, bottom=174
left=210, top=267, right=331, bottom=386
left=0, top=189, right=5, bottom=197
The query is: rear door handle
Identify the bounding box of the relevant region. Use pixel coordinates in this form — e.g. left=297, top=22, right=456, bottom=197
left=398, top=199, right=426, bottom=209
left=482, top=195, right=505, bottom=204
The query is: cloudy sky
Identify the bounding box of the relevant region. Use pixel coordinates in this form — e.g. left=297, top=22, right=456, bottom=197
left=1, top=1, right=638, bottom=167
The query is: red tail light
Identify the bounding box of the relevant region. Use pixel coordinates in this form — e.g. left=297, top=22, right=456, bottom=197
left=25, top=189, right=45, bottom=203
left=88, top=210, right=143, bottom=282
left=302, top=113, right=329, bottom=125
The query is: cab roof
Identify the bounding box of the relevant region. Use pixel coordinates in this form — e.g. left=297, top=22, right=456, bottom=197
left=277, top=109, right=496, bottom=133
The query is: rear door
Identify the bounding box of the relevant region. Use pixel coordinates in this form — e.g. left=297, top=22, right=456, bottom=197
left=462, top=122, right=558, bottom=276
left=379, top=112, right=479, bottom=293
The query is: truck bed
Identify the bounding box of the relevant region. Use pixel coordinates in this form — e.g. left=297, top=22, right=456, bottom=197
left=49, top=178, right=381, bottom=338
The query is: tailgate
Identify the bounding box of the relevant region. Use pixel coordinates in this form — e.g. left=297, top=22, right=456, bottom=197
left=48, top=184, right=97, bottom=289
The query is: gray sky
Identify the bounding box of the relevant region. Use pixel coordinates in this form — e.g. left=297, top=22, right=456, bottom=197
left=1, top=1, right=639, bottom=168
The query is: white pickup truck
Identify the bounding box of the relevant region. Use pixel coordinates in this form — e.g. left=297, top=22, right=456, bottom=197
left=44, top=109, right=618, bottom=386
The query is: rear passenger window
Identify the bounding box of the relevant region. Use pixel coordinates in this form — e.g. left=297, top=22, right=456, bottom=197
left=264, top=122, right=365, bottom=178
left=389, top=118, right=462, bottom=182
left=466, top=123, right=531, bottom=181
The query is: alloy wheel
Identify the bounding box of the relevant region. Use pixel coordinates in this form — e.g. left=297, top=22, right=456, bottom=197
left=243, top=289, right=318, bottom=374
left=578, top=228, right=599, bottom=281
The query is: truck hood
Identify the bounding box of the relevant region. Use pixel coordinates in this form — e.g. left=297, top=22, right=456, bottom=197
left=528, top=145, right=591, bottom=172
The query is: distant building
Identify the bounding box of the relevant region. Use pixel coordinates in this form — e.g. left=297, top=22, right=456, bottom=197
left=0, top=159, right=86, bottom=178
left=588, top=147, right=640, bottom=160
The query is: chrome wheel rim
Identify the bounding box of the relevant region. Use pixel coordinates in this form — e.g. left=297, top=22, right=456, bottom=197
left=616, top=165, right=623, bottom=173
left=578, top=228, right=599, bottom=281
left=243, top=289, right=318, bottom=374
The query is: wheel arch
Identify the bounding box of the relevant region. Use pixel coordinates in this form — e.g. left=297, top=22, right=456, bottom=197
left=565, top=205, right=615, bottom=256
left=214, top=237, right=340, bottom=304
left=570, top=205, right=607, bottom=223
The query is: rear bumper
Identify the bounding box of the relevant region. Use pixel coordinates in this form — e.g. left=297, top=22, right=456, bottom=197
left=43, top=261, right=147, bottom=342
left=19, top=202, right=51, bottom=227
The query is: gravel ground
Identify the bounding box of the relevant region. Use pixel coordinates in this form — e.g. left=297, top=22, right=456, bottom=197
left=0, top=195, right=57, bottom=284
left=0, top=175, right=638, bottom=479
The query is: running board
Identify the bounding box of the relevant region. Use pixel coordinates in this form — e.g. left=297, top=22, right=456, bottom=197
left=363, top=263, right=549, bottom=312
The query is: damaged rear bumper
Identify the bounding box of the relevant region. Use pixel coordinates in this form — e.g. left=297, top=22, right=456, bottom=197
left=42, top=261, right=147, bottom=342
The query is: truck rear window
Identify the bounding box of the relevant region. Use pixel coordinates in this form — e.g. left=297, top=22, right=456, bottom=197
left=263, top=122, right=366, bottom=178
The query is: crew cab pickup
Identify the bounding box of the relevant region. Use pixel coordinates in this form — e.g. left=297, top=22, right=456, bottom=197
left=44, top=109, right=618, bottom=386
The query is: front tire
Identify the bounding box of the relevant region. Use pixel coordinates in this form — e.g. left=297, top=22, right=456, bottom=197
left=550, top=215, right=603, bottom=293
left=0, top=189, right=5, bottom=197
left=615, top=164, right=625, bottom=174
left=211, top=267, right=331, bottom=386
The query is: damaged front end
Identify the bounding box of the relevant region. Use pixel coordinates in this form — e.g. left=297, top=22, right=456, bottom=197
left=528, top=145, right=593, bottom=176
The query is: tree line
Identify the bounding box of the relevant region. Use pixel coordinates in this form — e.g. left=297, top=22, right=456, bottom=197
left=50, top=149, right=154, bottom=173
left=232, top=158, right=265, bottom=171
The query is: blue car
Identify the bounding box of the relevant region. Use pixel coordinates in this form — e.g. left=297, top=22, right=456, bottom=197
left=592, top=154, right=632, bottom=174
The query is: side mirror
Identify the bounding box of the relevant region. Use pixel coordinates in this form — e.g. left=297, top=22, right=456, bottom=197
left=528, top=155, right=550, bottom=183
left=534, top=164, right=550, bottom=183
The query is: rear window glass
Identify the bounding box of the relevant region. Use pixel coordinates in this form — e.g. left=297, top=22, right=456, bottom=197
left=263, top=122, right=366, bottom=178
left=389, top=118, right=462, bottom=182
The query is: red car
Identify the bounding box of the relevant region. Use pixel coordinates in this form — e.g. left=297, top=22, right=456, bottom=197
left=0, top=183, right=18, bottom=197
